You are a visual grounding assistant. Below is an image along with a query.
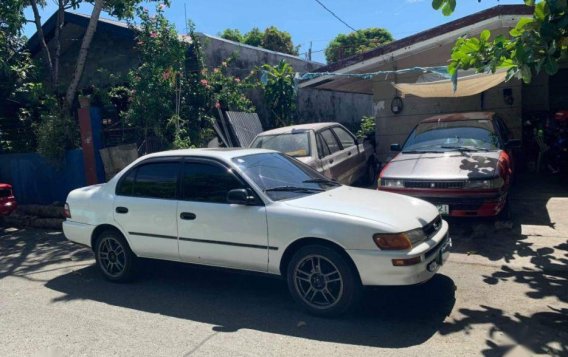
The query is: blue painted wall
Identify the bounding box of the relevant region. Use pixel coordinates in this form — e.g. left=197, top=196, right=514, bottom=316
left=0, top=149, right=87, bottom=204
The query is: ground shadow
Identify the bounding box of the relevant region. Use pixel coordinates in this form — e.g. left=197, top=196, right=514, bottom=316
left=440, top=304, right=568, bottom=357
left=0, top=227, right=92, bottom=281
left=45, top=259, right=456, bottom=348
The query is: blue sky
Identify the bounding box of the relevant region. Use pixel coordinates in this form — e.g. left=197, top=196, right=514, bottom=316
left=23, top=0, right=521, bottom=63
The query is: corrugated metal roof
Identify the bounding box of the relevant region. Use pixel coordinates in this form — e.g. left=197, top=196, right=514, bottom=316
left=225, top=112, right=264, bottom=147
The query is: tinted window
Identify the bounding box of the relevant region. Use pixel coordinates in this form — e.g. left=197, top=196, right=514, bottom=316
left=116, top=169, right=136, bottom=196
left=320, top=129, right=341, bottom=154
left=131, top=162, right=179, bottom=199
left=181, top=162, right=244, bottom=203
left=332, top=127, right=355, bottom=148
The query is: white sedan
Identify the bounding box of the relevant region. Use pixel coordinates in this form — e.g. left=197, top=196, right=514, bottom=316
left=63, top=148, right=451, bottom=316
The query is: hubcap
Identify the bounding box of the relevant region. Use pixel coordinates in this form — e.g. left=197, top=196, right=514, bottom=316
left=98, top=237, right=126, bottom=277
left=294, top=255, right=343, bottom=309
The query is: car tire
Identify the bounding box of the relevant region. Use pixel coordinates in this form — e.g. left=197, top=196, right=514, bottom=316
left=286, top=245, right=361, bottom=317
left=94, top=230, right=137, bottom=282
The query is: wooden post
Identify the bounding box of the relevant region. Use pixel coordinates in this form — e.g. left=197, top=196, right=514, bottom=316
left=78, top=106, right=98, bottom=185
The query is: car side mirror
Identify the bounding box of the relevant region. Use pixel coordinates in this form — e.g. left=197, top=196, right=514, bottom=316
left=390, top=143, right=402, bottom=152
left=227, top=188, right=256, bottom=205
left=505, top=139, right=521, bottom=149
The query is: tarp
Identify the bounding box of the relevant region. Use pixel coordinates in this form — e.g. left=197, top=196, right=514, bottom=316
left=393, top=70, right=507, bottom=98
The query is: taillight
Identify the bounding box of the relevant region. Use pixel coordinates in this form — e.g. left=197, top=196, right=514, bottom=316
left=64, top=203, right=71, bottom=219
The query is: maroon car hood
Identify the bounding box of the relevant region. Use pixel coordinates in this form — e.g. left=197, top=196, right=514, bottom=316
left=383, top=151, right=502, bottom=180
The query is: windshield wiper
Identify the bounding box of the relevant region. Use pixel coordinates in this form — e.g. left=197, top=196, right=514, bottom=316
left=302, top=178, right=340, bottom=186
left=441, top=146, right=489, bottom=152
left=402, top=150, right=444, bottom=154
left=264, top=186, right=324, bottom=193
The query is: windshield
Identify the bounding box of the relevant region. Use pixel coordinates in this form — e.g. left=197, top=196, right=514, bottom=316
left=250, top=132, right=311, bottom=157
left=232, top=152, right=339, bottom=201
left=403, top=119, right=500, bottom=153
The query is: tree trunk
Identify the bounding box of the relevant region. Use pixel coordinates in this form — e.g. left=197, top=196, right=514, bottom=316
left=53, top=0, right=65, bottom=89
left=64, top=0, right=104, bottom=107
left=30, top=0, right=55, bottom=87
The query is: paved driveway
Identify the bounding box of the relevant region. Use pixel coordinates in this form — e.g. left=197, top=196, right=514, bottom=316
left=1, top=175, right=566, bottom=356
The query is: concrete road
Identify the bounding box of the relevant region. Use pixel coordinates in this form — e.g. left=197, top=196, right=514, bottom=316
left=1, top=177, right=567, bottom=356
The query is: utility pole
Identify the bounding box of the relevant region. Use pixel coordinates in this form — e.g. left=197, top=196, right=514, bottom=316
left=308, top=41, right=312, bottom=61
left=184, top=2, right=188, bottom=34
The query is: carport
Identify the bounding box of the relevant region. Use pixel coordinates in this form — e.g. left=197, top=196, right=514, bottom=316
left=299, top=5, right=567, bottom=168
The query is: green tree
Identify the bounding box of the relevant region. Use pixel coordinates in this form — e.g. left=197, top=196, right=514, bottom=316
left=219, top=28, right=244, bottom=43
left=244, top=27, right=263, bottom=47
left=218, top=26, right=299, bottom=55
left=262, top=26, right=299, bottom=55
left=260, top=60, right=297, bottom=128
left=432, top=0, right=567, bottom=83
left=325, top=28, right=394, bottom=63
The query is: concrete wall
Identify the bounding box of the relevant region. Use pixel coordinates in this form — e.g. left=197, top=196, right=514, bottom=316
left=297, top=88, right=374, bottom=130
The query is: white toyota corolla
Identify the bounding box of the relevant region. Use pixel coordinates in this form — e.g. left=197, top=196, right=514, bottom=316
left=63, top=148, right=451, bottom=316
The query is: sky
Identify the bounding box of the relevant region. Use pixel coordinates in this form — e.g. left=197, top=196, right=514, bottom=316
left=23, top=0, right=522, bottom=64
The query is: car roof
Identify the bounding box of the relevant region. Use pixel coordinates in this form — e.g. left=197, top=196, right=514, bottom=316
left=256, top=122, right=341, bottom=136
left=0, top=183, right=12, bottom=189
left=141, top=148, right=277, bottom=161
left=420, top=112, right=495, bottom=123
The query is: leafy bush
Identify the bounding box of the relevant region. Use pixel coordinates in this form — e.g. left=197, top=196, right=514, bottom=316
left=356, top=115, right=376, bottom=139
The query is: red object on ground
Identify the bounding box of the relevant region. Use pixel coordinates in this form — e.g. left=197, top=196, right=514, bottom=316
left=78, top=107, right=98, bottom=185
left=0, top=183, right=17, bottom=216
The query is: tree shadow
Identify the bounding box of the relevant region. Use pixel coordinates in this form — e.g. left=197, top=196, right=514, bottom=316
left=459, top=155, right=498, bottom=179
left=440, top=305, right=568, bottom=356
left=0, top=227, right=92, bottom=281
left=45, top=259, right=456, bottom=348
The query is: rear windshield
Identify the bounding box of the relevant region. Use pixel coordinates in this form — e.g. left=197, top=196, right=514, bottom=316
left=0, top=189, right=12, bottom=198
left=403, top=119, right=499, bottom=152
left=250, top=132, right=311, bottom=157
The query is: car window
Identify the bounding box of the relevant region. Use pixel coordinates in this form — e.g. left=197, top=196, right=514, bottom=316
left=320, top=129, right=341, bottom=154
left=332, top=127, right=356, bottom=149
left=316, top=133, right=331, bottom=158
left=116, top=168, right=136, bottom=196
left=0, top=188, right=11, bottom=198
left=131, top=162, right=179, bottom=199
left=250, top=132, right=310, bottom=157
left=181, top=162, right=244, bottom=203
left=494, top=116, right=511, bottom=143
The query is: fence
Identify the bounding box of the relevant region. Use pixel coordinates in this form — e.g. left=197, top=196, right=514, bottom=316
left=0, top=149, right=87, bottom=205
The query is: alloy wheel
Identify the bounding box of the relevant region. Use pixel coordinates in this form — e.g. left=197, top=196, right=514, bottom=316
left=293, top=254, right=344, bottom=309
left=98, top=236, right=127, bottom=278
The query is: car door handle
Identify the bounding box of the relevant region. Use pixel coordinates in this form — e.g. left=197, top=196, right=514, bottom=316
left=115, top=206, right=128, bottom=214
left=329, top=159, right=334, bottom=164
left=347, top=151, right=352, bottom=156
left=180, top=212, right=196, bottom=220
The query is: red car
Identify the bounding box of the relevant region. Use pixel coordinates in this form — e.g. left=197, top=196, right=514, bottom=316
left=378, top=112, right=519, bottom=217
left=0, top=183, right=17, bottom=216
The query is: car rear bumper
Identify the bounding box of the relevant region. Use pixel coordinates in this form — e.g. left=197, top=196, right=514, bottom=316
left=62, top=220, right=95, bottom=247
left=347, top=221, right=451, bottom=286
left=0, top=201, right=16, bottom=216
left=379, top=188, right=507, bottom=217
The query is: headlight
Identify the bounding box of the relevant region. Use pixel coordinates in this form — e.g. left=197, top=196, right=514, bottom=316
left=464, top=177, right=504, bottom=189
left=373, top=228, right=426, bottom=250
left=378, top=178, right=404, bottom=188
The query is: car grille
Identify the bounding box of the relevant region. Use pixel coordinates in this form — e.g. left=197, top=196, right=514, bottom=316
left=422, top=215, right=443, bottom=238
left=404, top=180, right=466, bottom=189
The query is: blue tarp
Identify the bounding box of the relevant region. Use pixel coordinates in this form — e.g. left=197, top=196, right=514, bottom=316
left=0, top=149, right=87, bottom=204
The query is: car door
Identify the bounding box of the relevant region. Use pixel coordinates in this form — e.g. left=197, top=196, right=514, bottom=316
left=331, top=126, right=366, bottom=184
left=177, top=159, right=269, bottom=272
left=318, top=128, right=346, bottom=182
left=113, top=159, right=180, bottom=261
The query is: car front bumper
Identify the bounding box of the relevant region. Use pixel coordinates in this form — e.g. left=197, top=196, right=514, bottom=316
left=62, top=220, right=95, bottom=247
left=347, top=221, right=451, bottom=286
left=379, top=188, right=507, bottom=217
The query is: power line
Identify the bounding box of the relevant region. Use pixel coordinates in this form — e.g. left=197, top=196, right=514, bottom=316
left=313, top=0, right=357, bottom=32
